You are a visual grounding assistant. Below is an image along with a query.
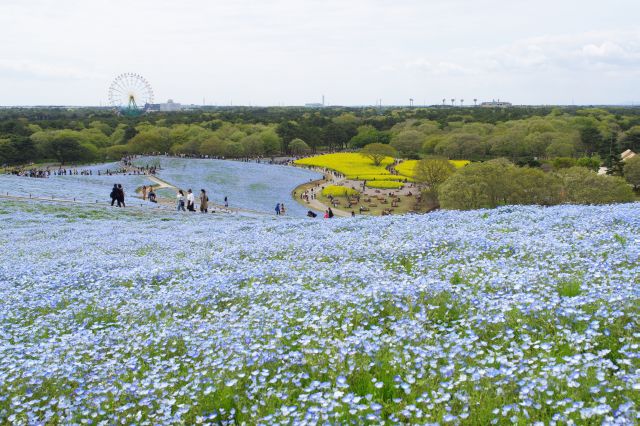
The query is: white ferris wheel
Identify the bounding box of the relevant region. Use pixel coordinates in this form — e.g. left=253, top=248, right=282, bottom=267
left=107, top=73, right=154, bottom=116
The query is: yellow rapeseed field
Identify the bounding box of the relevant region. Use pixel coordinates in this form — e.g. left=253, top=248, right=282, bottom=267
left=395, top=159, right=470, bottom=178
left=321, top=185, right=360, bottom=197
left=295, top=153, right=394, bottom=180
left=366, top=181, right=404, bottom=189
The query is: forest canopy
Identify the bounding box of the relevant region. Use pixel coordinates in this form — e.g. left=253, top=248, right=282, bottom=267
left=1, top=106, right=639, bottom=165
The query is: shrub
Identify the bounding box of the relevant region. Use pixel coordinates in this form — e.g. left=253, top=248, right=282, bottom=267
left=557, top=167, right=635, bottom=204
left=439, top=160, right=634, bottom=210
left=576, top=156, right=601, bottom=172
left=557, top=280, right=582, bottom=297
left=438, top=159, right=522, bottom=210
left=552, top=157, right=576, bottom=170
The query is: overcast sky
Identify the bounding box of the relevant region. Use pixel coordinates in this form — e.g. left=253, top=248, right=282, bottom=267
left=1, top=0, right=639, bottom=106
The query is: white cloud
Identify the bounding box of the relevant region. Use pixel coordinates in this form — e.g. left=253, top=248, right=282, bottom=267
left=0, top=0, right=639, bottom=105
left=480, top=31, right=640, bottom=72
left=404, top=30, right=640, bottom=77
left=0, top=60, right=106, bottom=80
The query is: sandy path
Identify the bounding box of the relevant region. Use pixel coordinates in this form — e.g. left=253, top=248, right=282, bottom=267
left=291, top=166, right=352, bottom=217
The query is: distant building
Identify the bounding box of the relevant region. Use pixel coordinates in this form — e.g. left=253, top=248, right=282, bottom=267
left=480, top=100, right=513, bottom=108
left=304, top=103, right=325, bottom=108
left=621, top=149, right=636, bottom=161
left=159, top=99, right=183, bottom=112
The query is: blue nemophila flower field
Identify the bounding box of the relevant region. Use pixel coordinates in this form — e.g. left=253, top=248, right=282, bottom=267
left=0, top=158, right=321, bottom=216
left=134, top=156, right=322, bottom=216
left=0, top=200, right=638, bottom=425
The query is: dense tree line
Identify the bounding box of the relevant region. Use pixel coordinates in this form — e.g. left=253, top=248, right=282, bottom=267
left=1, top=106, right=639, bottom=165
left=436, top=159, right=634, bottom=209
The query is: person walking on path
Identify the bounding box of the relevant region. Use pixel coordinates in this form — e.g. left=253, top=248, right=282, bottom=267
left=176, top=190, right=186, bottom=211
left=328, top=207, right=334, bottom=218
left=275, top=203, right=281, bottom=215
left=324, top=210, right=329, bottom=219
left=280, top=202, right=286, bottom=215
left=117, top=184, right=125, bottom=207
left=224, top=196, right=228, bottom=208
left=186, top=189, right=195, bottom=212
left=110, top=184, right=118, bottom=206
left=199, top=189, right=208, bottom=213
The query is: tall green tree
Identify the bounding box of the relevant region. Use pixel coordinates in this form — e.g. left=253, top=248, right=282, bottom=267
left=414, top=157, right=455, bottom=188
left=360, top=143, right=396, bottom=166
left=289, top=138, right=311, bottom=155
left=623, top=156, right=640, bottom=190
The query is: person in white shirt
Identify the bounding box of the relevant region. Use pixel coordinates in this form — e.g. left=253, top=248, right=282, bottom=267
left=177, top=190, right=186, bottom=211
left=186, top=189, right=195, bottom=212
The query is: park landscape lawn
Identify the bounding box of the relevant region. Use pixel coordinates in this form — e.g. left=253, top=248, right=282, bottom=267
left=0, top=198, right=638, bottom=424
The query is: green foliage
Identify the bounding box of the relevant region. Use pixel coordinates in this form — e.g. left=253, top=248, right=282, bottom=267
left=557, top=280, right=582, bottom=297
left=348, top=125, right=389, bottom=149
left=438, top=159, right=632, bottom=210
left=289, top=138, right=311, bottom=155
left=552, top=157, right=577, bottom=170
left=575, top=156, right=601, bottom=171
left=559, top=167, right=634, bottom=204
left=390, top=130, right=424, bottom=157
left=623, top=155, right=640, bottom=189
left=413, top=157, right=455, bottom=188
left=2, top=106, right=640, bottom=165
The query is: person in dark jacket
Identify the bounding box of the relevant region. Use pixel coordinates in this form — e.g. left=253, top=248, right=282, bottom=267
left=110, top=184, right=118, bottom=206
left=116, top=184, right=125, bottom=207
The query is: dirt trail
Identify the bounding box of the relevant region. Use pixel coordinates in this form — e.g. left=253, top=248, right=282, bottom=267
left=147, top=175, right=175, bottom=190
left=291, top=166, right=351, bottom=217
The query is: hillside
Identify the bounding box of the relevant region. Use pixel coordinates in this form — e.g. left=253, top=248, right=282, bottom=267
left=0, top=200, right=638, bottom=424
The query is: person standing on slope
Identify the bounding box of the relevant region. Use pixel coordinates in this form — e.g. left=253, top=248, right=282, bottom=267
left=110, top=184, right=118, bottom=206
left=176, top=190, right=186, bottom=211
left=117, top=184, right=125, bottom=207
left=199, top=189, right=208, bottom=213
left=186, top=189, right=195, bottom=212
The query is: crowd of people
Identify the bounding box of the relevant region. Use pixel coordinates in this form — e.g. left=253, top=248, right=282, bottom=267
left=6, top=166, right=98, bottom=178
left=174, top=188, right=218, bottom=213
left=109, top=184, right=126, bottom=207
left=275, top=202, right=287, bottom=215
